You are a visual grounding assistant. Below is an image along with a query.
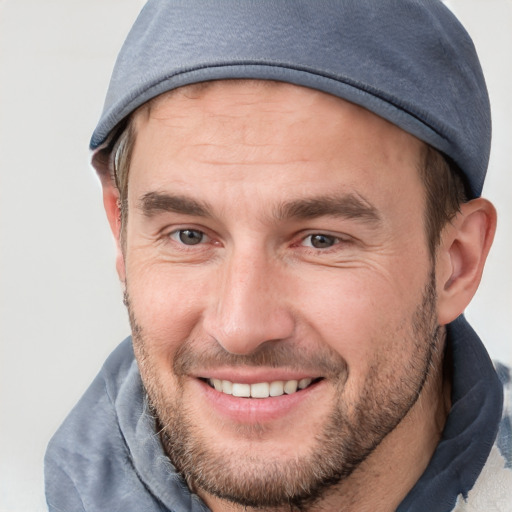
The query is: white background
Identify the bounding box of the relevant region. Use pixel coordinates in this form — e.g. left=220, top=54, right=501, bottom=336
left=0, top=1, right=510, bottom=510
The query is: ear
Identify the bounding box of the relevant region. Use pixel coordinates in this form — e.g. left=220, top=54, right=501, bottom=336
left=436, top=198, right=497, bottom=325
left=101, top=176, right=126, bottom=284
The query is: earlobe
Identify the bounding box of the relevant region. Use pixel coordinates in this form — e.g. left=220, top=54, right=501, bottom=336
left=101, top=178, right=126, bottom=283
left=436, top=198, right=496, bottom=326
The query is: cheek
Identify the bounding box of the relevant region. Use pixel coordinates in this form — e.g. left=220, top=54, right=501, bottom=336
left=126, top=258, right=212, bottom=356
left=293, top=268, right=425, bottom=379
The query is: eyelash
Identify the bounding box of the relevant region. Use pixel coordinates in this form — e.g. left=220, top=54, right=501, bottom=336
left=167, top=228, right=212, bottom=247
left=165, top=228, right=349, bottom=254
left=300, top=233, right=341, bottom=250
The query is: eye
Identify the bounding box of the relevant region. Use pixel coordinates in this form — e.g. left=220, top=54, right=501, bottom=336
left=302, top=233, right=338, bottom=249
left=170, top=229, right=209, bottom=246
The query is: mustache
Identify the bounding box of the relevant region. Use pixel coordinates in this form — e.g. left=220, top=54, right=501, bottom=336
left=171, top=337, right=348, bottom=379
left=124, top=290, right=348, bottom=379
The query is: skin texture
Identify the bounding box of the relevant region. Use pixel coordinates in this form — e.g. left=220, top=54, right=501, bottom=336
left=101, top=81, right=496, bottom=512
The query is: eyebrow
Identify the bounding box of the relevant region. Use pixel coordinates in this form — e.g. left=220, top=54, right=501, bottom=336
left=138, top=192, right=212, bottom=218
left=274, top=194, right=381, bottom=225
left=137, top=190, right=381, bottom=225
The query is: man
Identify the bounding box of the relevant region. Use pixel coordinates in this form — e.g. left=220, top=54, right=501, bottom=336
left=44, top=1, right=512, bottom=511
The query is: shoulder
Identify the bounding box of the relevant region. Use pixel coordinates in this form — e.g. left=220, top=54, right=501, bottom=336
left=46, top=337, right=135, bottom=450
left=495, top=362, right=512, bottom=469
left=452, top=362, right=512, bottom=512
left=44, top=338, right=170, bottom=512
left=46, top=337, right=136, bottom=455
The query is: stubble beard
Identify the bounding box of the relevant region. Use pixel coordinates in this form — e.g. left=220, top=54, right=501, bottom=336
left=127, top=270, right=441, bottom=511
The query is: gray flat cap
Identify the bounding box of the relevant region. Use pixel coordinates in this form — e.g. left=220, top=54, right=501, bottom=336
left=91, top=0, right=491, bottom=198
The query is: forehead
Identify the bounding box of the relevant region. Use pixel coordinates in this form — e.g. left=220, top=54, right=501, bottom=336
left=128, top=80, right=425, bottom=212
left=136, top=79, right=418, bottom=139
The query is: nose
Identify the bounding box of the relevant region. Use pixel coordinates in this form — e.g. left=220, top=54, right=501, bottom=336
left=203, top=248, right=295, bottom=355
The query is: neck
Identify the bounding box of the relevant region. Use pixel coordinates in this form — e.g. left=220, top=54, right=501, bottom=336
left=202, top=334, right=452, bottom=512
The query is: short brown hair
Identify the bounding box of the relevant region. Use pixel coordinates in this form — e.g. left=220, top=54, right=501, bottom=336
left=418, top=146, right=468, bottom=256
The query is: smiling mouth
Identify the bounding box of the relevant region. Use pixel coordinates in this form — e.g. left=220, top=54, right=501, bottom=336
left=202, top=377, right=323, bottom=398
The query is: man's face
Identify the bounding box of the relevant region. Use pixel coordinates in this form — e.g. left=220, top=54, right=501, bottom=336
left=121, top=81, right=441, bottom=508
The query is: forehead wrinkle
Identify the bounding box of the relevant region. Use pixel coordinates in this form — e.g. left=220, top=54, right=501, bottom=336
left=273, top=193, right=382, bottom=224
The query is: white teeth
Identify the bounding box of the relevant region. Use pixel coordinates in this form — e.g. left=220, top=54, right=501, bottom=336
left=284, top=380, right=298, bottom=394
left=269, top=381, right=284, bottom=396
left=250, top=382, right=270, bottom=398
left=232, top=383, right=251, bottom=397
left=221, top=380, right=233, bottom=395
left=206, top=377, right=315, bottom=398
left=298, top=378, right=312, bottom=390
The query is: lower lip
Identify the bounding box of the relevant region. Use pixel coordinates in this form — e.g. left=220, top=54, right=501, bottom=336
left=195, top=378, right=323, bottom=423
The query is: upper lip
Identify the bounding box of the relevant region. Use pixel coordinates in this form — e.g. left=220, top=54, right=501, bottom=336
left=193, top=368, right=321, bottom=384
